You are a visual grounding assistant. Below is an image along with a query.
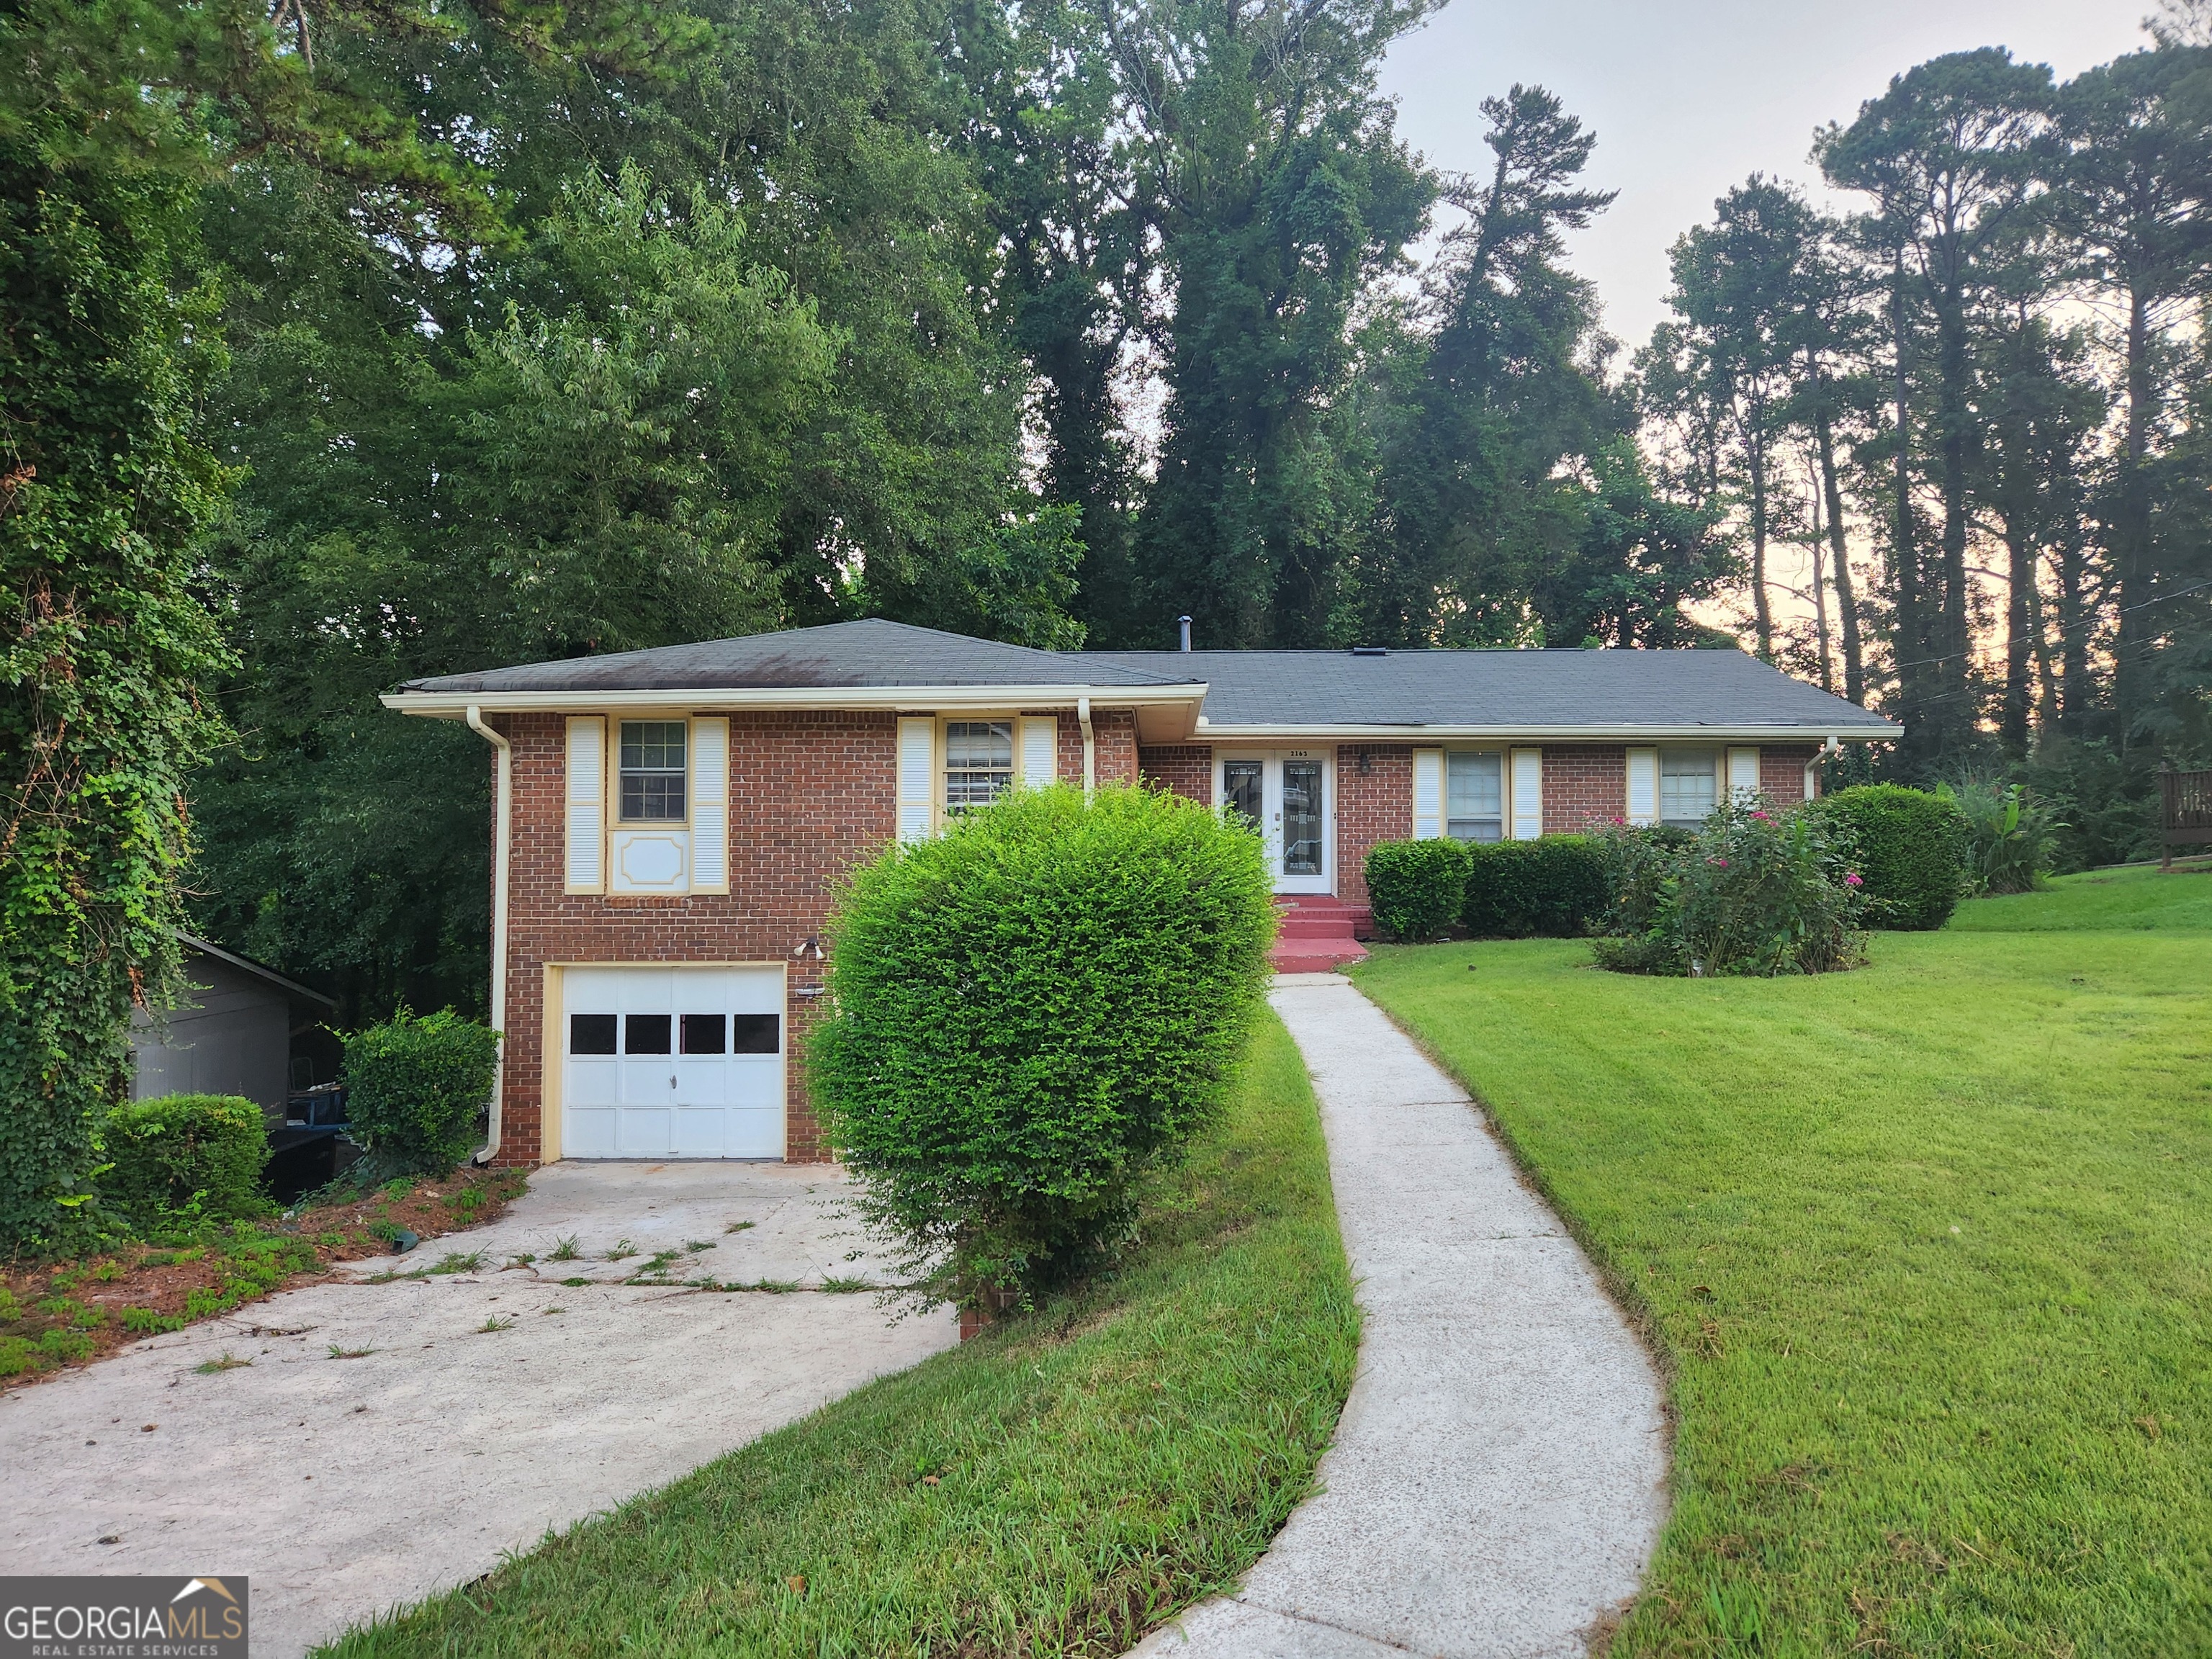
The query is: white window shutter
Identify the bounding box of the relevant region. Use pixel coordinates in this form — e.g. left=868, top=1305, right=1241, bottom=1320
left=1727, top=747, right=1762, bottom=804
left=1412, top=749, right=1443, bottom=838
left=691, top=717, right=729, bottom=891
left=1020, top=716, right=1058, bottom=790
left=565, top=717, right=606, bottom=893
left=896, top=717, right=936, bottom=844
left=1626, top=747, right=1658, bottom=827
left=1510, top=747, right=1543, bottom=840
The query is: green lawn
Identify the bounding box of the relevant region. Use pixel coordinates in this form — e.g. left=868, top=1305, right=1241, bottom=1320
left=1354, top=869, right=2212, bottom=1657
left=322, top=1010, right=1356, bottom=1658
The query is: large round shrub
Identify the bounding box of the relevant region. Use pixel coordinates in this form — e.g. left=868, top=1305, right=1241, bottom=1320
left=810, top=783, right=1274, bottom=1308
left=341, top=1008, right=500, bottom=1173
left=1462, top=835, right=1611, bottom=937
left=1365, top=839, right=1473, bottom=941
left=99, top=1094, right=269, bottom=1223
left=1815, top=784, right=1968, bottom=930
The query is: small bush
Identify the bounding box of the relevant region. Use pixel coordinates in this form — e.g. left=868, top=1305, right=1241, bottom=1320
left=1593, top=800, right=1867, bottom=977
left=1943, top=781, right=2059, bottom=895
left=1462, top=835, right=1611, bottom=938
left=1813, top=783, right=1968, bottom=930
left=341, top=1008, right=500, bottom=1174
left=810, top=783, right=1274, bottom=1309
left=98, top=1094, right=269, bottom=1223
left=1365, top=839, right=1473, bottom=942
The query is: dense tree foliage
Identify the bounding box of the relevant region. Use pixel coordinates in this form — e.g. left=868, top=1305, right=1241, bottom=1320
left=5, top=0, right=2208, bottom=1226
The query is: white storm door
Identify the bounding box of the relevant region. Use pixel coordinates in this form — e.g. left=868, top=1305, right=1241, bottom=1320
left=562, top=967, right=786, bottom=1159
left=1218, top=752, right=1332, bottom=895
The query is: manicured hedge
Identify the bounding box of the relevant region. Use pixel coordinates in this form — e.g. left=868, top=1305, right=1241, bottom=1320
left=342, top=1008, right=500, bottom=1173
left=1365, top=839, right=1473, bottom=942
left=1814, top=784, right=1968, bottom=930
left=1461, top=835, right=1611, bottom=938
left=99, top=1094, right=269, bottom=1222
left=810, top=783, right=1274, bottom=1309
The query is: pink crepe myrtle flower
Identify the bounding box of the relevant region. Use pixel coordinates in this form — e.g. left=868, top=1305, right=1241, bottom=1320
left=1750, top=809, right=1772, bottom=822
left=1707, top=857, right=1730, bottom=868
left=1844, top=872, right=1864, bottom=886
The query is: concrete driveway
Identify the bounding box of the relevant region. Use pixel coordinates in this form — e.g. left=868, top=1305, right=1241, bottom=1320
left=0, top=1164, right=956, bottom=1659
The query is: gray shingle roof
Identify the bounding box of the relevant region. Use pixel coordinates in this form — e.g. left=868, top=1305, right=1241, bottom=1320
left=1083, top=648, right=1894, bottom=731
left=399, top=619, right=1200, bottom=694
left=392, top=621, right=1892, bottom=733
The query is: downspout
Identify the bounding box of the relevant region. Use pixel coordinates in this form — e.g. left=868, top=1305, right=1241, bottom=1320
left=1805, top=734, right=1841, bottom=801
left=465, top=705, right=511, bottom=1166
left=1077, top=697, right=1096, bottom=799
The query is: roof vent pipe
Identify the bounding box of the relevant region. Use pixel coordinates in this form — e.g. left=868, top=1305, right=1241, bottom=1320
left=1178, top=615, right=1192, bottom=652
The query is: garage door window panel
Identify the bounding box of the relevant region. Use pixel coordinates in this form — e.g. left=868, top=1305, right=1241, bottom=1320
left=732, top=1015, right=780, bottom=1055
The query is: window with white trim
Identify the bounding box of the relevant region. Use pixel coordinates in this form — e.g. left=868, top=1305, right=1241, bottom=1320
left=1445, top=750, right=1504, bottom=843
left=945, top=720, right=1015, bottom=811
left=1660, top=748, right=1717, bottom=829
left=618, top=721, right=687, bottom=822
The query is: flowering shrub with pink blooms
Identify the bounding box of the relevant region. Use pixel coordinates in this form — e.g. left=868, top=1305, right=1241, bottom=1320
left=1592, top=799, right=1868, bottom=976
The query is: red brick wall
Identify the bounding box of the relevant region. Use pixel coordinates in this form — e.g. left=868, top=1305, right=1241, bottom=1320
left=1762, top=745, right=1820, bottom=803
left=495, top=709, right=899, bottom=1167
left=1542, top=745, right=1629, bottom=834
left=1047, top=708, right=1138, bottom=785
left=1139, top=745, right=1213, bottom=804
left=1095, top=709, right=1139, bottom=784
left=495, top=704, right=1146, bottom=1167
left=1334, top=745, right=1413, bottom=909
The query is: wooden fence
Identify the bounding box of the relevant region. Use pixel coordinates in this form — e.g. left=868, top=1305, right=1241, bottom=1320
left=2160, top=765, right=2212, bottom=869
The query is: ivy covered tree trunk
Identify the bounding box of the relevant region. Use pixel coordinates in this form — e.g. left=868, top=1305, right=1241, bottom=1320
left=0, top=139, right=230, bottom=1251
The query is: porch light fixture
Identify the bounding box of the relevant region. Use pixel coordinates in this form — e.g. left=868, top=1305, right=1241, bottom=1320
left=1359, top=749, right=1372, bottom=775
left=793, top=937, right=824, bottom=961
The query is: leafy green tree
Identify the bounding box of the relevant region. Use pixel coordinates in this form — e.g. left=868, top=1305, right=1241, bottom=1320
left=0, top=0, right=673, bottom=1249
left=2050, top=45, right=2212, bottom=746
left=1660, top=177, right=1818, bottom=660
left=1107, top=0, right=1436, bottom=647
left=1821, top=48, right=2055, bottom=773
left=1359, top=85, right=1619, bottom=647
left=0, top=141, right=231, bottom=1248
left=1532, top=441, right=1734, bottom=648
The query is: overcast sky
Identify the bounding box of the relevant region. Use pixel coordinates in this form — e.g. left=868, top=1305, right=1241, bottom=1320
left=1378, top=1, right=2153, bottom=352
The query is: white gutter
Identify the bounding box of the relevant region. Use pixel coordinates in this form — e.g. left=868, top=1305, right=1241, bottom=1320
left=382, top=683, right=1207, bottom=718
left=464, top=704, right=511, bottom=1166
left=1077, top=697, right=1096, bottom=796
left=1190, top=722, right=1901, bottom=742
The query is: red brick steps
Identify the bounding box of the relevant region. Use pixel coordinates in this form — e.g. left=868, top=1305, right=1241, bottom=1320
left=1269, top=898, right=1373, bottom=974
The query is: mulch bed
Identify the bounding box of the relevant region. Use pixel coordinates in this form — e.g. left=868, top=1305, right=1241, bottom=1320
left=0, top=1165, right=530, bottom=1393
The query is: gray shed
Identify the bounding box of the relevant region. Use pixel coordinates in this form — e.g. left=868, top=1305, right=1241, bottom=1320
left=130, top=936, right=337, bottom=1123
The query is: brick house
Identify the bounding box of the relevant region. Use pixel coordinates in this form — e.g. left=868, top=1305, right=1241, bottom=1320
left=385, top=619, right=1896, bottom=1167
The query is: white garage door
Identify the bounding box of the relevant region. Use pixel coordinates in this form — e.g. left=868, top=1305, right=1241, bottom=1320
left=562, top=967, right=786, bottom=1159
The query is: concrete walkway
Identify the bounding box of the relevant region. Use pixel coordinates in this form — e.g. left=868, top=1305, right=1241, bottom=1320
left=1134, top=974, right=1668, bottom=1659
left=1, top=1164, right=955, bottom=1659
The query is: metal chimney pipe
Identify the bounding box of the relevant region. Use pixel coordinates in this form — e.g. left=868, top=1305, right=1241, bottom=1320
left=1178, top=615, right=1192, bottom=652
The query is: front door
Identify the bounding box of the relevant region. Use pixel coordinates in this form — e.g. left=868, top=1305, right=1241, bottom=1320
left=1219, top=751, right=1333, bottom=894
